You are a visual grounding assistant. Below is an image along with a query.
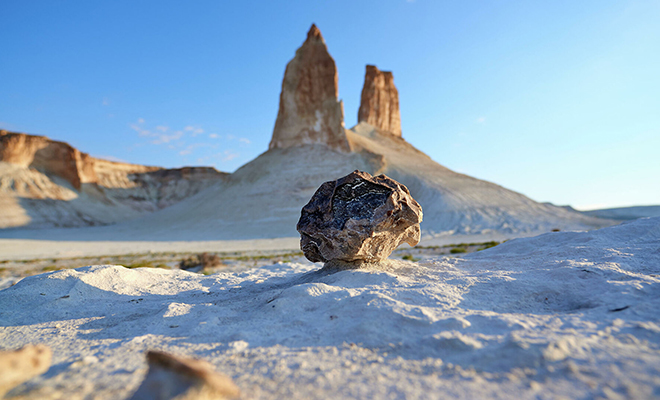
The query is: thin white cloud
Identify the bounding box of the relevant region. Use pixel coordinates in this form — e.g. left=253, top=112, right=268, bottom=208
left=222, top=150, right=239, bottom=162
left=209, top=133, right=219, bottom=139
left=151, top=130, right=183, bottom=145
left=477, top=117, right=486, bottom=124
left=102, top=97, right=110, bottom=106
left=130, top=120, right=187, bottom=144
left=129, top=123, right=151, bottom=137
left=239, top=138, right=251, bottom=145
left=184, top=125, right=205, bottom=136
left=178, top=143, right=205, bottom=156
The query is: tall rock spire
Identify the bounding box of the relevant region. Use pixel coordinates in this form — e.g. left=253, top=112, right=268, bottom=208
left=269, top=24, right=351, bottom=152
left=358, top=65, right=402, bottom=137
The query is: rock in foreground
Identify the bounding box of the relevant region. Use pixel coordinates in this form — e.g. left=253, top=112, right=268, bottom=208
left=0, top=344, right=52, bottom=398
left=130, top=350, right=240, bottom=400
left=297, top=170, right=422, bottom=264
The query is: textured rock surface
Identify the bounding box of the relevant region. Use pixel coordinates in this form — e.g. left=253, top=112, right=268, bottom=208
left=298, top=170, right=422, bottom=263
left=130, top=350, right=240, bottom=400
left=269, top=24, right=350, bottom=153
left=358, top=65, right=402, bottom=137
left=0, top=344, right=52, bottom=397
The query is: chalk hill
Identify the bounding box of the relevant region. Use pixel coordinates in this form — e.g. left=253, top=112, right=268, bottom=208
left=582, top=205, right=660, bottom=221
left=0, top=25, right=612, bottom=237
left=98, top=25, right=610, bottom=240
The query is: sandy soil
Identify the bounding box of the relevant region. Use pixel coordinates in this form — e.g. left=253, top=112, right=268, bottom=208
left=1, top=218, right=658, bottom=399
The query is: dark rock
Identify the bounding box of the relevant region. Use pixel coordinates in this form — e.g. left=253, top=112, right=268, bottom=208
left=297, top=170, right=422, bottom=264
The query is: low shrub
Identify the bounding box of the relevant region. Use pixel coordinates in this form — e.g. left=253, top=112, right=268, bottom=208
left=179, top=253, right=221, bottom=271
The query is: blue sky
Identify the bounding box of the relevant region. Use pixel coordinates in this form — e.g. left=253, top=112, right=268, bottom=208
left=1, top=0, right=658, bottom=210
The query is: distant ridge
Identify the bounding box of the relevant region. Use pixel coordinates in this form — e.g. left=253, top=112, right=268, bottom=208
left=0, top=130, right=227, bottom=228
left=582, top=206, right=660, bottom=221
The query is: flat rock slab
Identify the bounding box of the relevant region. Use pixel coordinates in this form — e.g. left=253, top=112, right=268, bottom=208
left=297, top=170, right=422, bottom=263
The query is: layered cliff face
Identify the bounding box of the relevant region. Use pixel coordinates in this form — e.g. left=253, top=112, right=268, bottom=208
left=269, top=24, right=350, bottom=153
left=0, top=130, right=155, bottom=190
left=358, top=65, right=402, bottom=137
left=0, top=130, right=227, bottom=228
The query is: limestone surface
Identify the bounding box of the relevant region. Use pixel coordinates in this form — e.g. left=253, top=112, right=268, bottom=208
left=297, top=170, right=422, bottom=263
left=358, top=65, right=402, bottom=137
left=269, top=24, right=350, bottom=153
left=0, top=344, right=52, bottom=397
left=129, top=350, right=240, bottom=400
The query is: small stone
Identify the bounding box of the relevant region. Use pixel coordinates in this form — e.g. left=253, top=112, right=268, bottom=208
left=0, top=344, right=52, bottom=398
left=129, top=350, right=240, bottom=400
left=297, top=170, right=422, bottom=264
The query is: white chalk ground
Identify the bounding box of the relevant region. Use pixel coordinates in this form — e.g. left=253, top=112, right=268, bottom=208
left=0, top=237, right=302, bottom=261
left=1, top=217, right=659, bottom=399
left=0, top=231, right=526, bottom=261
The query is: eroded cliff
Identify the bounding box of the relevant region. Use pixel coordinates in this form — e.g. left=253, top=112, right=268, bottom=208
left=358, top=65, right=402, bottom=137
left=269, top=24, right=350, bottom=152
left=0, top=130, right=227, bottom=228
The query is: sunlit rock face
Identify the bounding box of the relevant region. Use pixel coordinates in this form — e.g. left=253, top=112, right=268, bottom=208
left=269, top=24, right=351, bottom=153
left=297, top=170, right=422, bottom=264
left=129, top=350, right=240, bottom=400
left=0, top=130, right=228, bottom=228
left=358, top=65, right=402, bottom=137
left=0, top=130, right=98, bottom=189
left=0, top=344, right=52, bottom=398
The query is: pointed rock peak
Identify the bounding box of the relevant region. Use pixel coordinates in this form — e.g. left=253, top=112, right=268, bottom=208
left=358, top=64, right=402, bottom=137
left=307, top=24, right=324, bottom=42
left=269, top=25, right=350, bottom=152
